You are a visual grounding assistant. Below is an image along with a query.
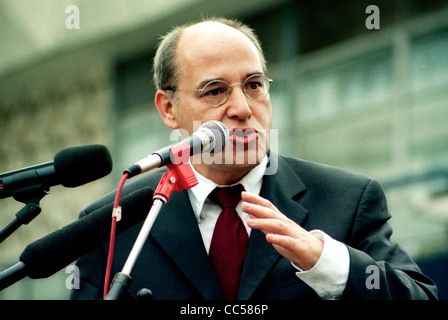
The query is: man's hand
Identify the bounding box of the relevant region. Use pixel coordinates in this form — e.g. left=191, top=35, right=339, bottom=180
left=242, top=191, right=324, bottom=270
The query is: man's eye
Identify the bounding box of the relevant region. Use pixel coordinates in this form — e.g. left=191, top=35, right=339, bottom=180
left=204, top=86, right=227, bottom=96
left=206, top=88, right=220, bottom=96
left=246, top=81, right=261, bottom=90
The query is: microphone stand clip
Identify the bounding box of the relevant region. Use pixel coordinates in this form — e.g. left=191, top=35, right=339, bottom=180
left=0, top=187, right=48, bottom=244
left=105, top=142, right=198, bottom=300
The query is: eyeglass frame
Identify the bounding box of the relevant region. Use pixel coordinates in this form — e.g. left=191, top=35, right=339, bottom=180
left=163, top=74, right=273, bottom=107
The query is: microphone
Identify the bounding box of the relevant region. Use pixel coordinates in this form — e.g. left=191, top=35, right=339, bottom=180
left=0, top=187, right=154, bottom=290
left=0, top=144, right=113, bottom=201
left=124, top=120, right=228, bottom=178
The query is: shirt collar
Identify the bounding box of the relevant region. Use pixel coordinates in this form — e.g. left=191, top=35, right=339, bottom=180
left=187, top=156, right=268, bottom=223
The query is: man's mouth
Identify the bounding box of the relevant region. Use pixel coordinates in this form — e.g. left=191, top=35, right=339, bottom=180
left=229, top=128, right=258, bottom=144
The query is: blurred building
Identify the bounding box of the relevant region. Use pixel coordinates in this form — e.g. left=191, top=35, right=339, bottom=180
left=0, top=0, right=447, bottom=299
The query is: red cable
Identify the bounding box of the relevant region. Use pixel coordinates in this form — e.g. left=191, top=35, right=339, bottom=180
left=103, top=172, right=128, bottom=299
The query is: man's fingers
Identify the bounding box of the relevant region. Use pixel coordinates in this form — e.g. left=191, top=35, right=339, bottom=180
left=247, top=216, right=288, bottom=235
left=242, top=192, right=324, bottom=270
left=241, top=191, right=283, bottom=219
left=242, top=192, right=300, bottom=235
left=242, top=201, right=276, bottom=219
left=242, top=191, right=278, bottom=211
left=266, top=233, right=293, bottom=248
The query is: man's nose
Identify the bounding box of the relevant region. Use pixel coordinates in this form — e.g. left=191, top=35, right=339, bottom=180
left=225, top=85, right=252, bottom=120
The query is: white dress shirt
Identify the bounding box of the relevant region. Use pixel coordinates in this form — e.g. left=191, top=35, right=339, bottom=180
left=186, top=156, right=349, bottom=299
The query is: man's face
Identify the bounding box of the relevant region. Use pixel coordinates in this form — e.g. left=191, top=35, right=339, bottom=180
left=160, top=22, right=272, bottom=181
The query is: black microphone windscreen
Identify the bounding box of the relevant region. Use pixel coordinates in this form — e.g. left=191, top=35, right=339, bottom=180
left=54, top=144, right=113, bottom=187
left=19, top=186, right=154, bottom=279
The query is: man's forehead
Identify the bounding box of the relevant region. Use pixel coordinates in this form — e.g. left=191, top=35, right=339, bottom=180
left=180, top=21, right=252, bottom=47
left=175, top=21, right=263, bottom=82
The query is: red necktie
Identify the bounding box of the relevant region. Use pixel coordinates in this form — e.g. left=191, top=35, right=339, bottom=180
left=208, top=184, right=248, bottom=300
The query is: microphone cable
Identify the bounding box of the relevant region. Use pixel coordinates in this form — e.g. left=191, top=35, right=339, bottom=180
left=103, top=172, right=128, bottom=299
left=101, top=121, right=228, bottom=298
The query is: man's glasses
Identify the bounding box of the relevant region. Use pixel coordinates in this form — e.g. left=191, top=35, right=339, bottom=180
left=165, top=74, right=272, bottom=107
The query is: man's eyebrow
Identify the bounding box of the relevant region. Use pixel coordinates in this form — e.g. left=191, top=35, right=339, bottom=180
left=196, top=72, right=265, bottom=89
left=196, top=77, right=226, bottom=89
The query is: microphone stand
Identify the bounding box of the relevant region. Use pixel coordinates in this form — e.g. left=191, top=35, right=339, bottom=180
left=0, top=189, right=47, bottom=244
left=105, top=142, right=198, bottom=300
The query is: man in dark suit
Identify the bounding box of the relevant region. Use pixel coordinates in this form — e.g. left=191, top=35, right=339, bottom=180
left=71, top=17, right=437, bottom=300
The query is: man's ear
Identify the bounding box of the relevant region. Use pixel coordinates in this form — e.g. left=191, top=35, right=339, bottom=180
left=154, top=89, right=179, bottom=129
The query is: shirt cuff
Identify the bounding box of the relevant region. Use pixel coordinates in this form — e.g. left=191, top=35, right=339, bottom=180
left=292, top=230, right=349, bottom=300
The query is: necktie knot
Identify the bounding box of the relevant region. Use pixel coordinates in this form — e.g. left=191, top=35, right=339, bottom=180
left=208, top=184, right=244, bottom=210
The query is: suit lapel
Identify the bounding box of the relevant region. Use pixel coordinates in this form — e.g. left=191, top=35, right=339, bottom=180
left=150, top=190, right=222, bottom=299
left=238, top=155, right=309, bottom=299
left=148, top=155, right=309, bottom=300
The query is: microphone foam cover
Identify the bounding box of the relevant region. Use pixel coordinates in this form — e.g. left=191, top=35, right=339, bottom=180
left=54, top=144, right=113, bottom=187
left=20, top=186, right=154, bottom=279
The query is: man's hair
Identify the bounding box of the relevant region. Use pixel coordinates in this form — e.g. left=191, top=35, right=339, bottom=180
left=153, top=17, right=267, bottom=91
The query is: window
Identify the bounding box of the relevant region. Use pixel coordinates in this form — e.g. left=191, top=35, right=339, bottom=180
left=113, top=53, right=172, bottom=184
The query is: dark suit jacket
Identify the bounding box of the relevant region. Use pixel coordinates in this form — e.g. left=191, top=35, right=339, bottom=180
left=70, top=155, right=437, bottom=300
